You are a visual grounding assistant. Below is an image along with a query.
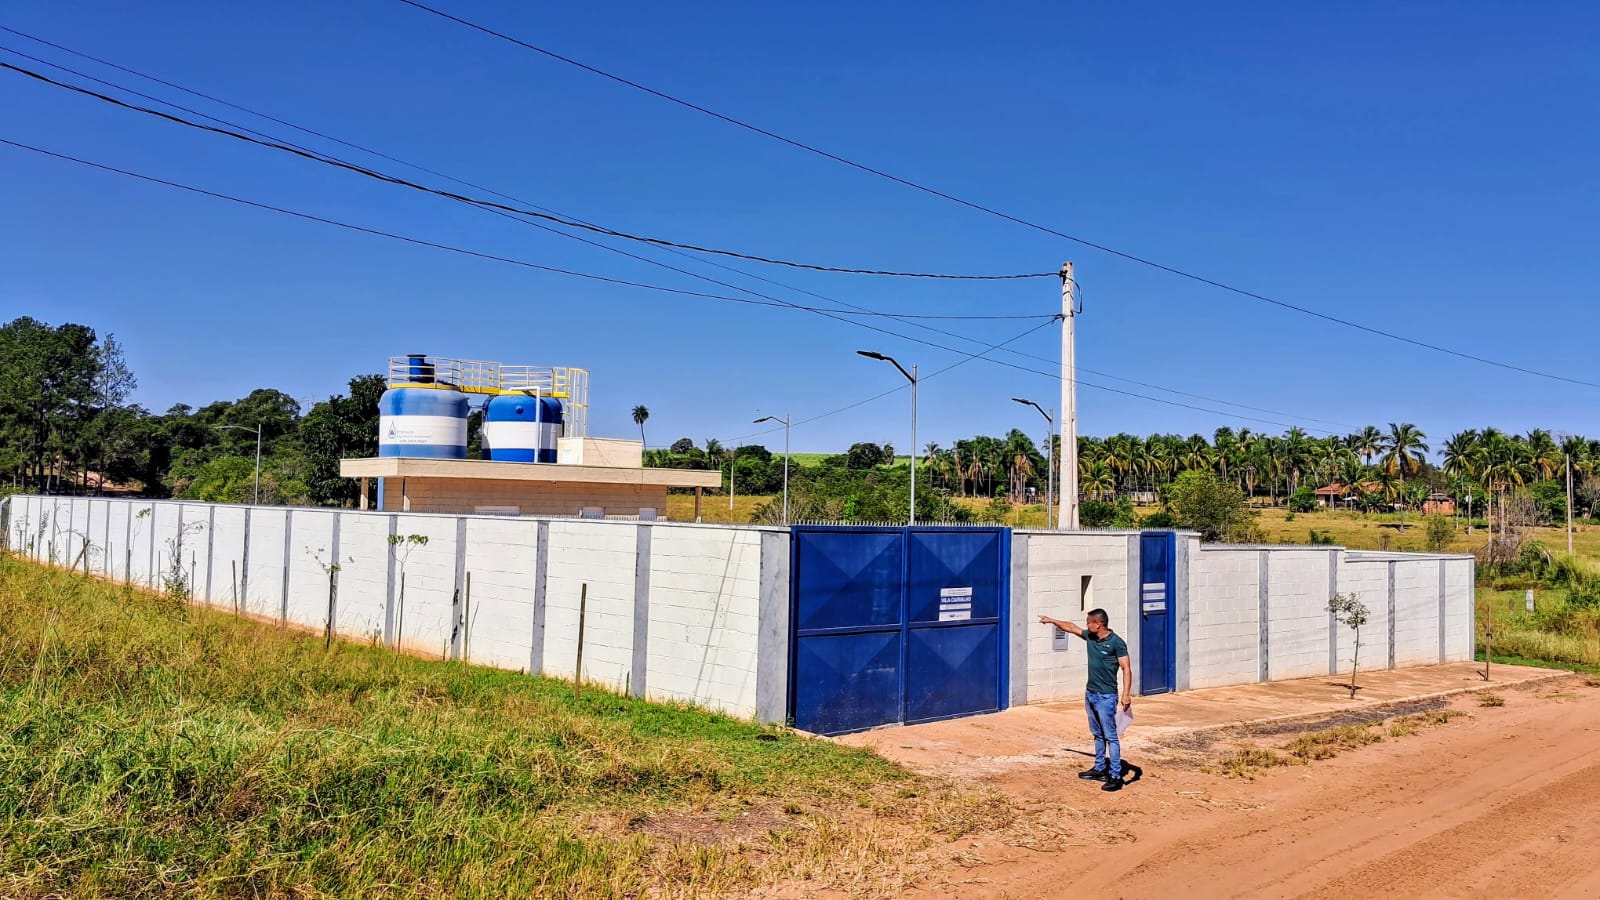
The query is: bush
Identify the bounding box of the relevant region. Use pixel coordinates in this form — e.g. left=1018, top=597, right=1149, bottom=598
left=1308, top=529, right=1338, bottom=546
left=1425, top=515, right=1455, bottom=552
left=1141, top=510, right=1178, bottom=529
left=981, top=496, right=1011, bottom=523
left=1080, top=499, right=1117, bottom=528
left=1165, top=470, right=1257, bottom=542
left=1288, top=486, right=1318, bottom=514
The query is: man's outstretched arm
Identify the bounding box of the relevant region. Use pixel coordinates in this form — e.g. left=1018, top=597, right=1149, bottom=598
left=1038, top=615, right=1083, bottom=637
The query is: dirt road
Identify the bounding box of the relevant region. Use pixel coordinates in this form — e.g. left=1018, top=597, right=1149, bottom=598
left=914, top=677, right=1600, bottom=899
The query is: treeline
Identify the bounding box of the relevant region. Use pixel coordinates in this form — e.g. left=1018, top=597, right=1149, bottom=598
left=0, top=317, right=383, bottom=506
left=8, top=316, right=1595, bottom=526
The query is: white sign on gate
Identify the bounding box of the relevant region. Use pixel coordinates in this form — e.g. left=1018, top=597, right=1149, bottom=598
left=938, top=586, right=973, bottom=621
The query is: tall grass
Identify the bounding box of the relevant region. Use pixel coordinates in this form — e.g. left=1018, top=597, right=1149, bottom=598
left=0, top=557, right=923, bottom=897
left=1479, top=587, right=1600, bottom=670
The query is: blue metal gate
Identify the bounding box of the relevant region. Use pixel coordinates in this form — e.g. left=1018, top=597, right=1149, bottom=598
left=1138, top=531, right=1177, bottom=695
left=790, top=526, right=1009, bottom=735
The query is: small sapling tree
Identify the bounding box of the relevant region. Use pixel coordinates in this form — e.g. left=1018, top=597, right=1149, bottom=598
left=387, top=533, right=428, bottom=650
left=1328, top=592, right=1371, bottom=700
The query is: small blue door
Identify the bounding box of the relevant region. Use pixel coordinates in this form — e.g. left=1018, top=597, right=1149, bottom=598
left=1138, top=531, right=1176, bottom=695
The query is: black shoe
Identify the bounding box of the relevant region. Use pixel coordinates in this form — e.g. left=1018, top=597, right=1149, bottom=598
left=1078, top=766, right=1108, bottom=781
left=1101, top=773, right=1124, bottom=792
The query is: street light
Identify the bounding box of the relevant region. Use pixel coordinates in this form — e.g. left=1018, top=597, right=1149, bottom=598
left=1012, top=398, right=1055, bottom=529
left=856, top=350, right=917, bottom=524
left=753, top=414, right=791, bottom=524
left=214, top=423, right=262, bottom=505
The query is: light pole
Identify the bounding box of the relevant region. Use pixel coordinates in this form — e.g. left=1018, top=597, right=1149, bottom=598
left=754, top=414, right=791, bottom=524
left=1012, top=398, right=1055, bottom=529
left=857, top=350, right=917, bottom=524
left=214, top=423, right=263, bottom=505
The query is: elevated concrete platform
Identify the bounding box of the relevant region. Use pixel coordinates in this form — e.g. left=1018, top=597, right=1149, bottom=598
left=340, top=457, right=721, bottom=519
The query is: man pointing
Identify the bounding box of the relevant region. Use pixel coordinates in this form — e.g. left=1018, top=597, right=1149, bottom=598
left=1038, top=608, right=1132, bottom=792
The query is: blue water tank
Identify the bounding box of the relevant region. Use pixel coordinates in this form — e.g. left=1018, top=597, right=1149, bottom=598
left=378, top=388, right=469, bottom=458
left=482, top=395, right=564, bottom=463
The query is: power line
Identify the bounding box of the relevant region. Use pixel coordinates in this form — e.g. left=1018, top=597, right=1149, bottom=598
left=0, top=54, right=1048, bottom=281
left=0, top=137, right=1026, bottom=322
left=390, top=0, right=1600, bottom=392
left=0, top=40, right=1356, bottom=428
left=1, top=135, right=1340, bottom=437
left=730, top=317, right=1060, bottom=444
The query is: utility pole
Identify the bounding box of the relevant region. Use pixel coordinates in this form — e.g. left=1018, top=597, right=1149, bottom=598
left=1059, top=262, right=1080, bottom=529
left=1567, top=453, right=1574, bottom=555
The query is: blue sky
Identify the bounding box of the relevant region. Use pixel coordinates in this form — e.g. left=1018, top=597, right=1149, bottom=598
left=3, top=0, right=1596, bottom=453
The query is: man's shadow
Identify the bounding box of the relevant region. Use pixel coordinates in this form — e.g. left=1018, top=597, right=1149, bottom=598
left=1059, top=747, right=1145, bottom=785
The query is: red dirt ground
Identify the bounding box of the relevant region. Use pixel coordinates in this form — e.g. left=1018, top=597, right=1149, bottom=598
left=907, top=676, right=1600, bottom=899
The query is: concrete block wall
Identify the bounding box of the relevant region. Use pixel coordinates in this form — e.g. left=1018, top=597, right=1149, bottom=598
left=244, top=508, right=287, bottom=621
left=646, top=526, right=763, bottom=714
left=284, top=510, right=338, bottom=634
left=335, top=511, right=392, bottom=643
left=5, top=496, right=786, bottom=722
left=390, top=514, right=461, bottom=660
left=1393, top=558, right=1442, bottom=667
left=1336, top=560, right=1391, bottom=677
left=1266, top=549, right=1335, bottom=681
left=541, top=519, right=639, bottom=692
left=1188, top=548, right=1262, bottom=689
left=1444, top=558, right=1475, bottom=662
left=208, top=506, right=249, bottom=609
left=105, top=501, right=131, bottom=582
left=457, top=516, right=540, bottom=671
left=1010, top=531, right=1135, bottom=705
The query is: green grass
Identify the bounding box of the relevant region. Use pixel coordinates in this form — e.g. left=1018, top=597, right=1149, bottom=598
left=0, top=556, right=946, bottom=897
left=1477, top=587, right=1600, bottom=672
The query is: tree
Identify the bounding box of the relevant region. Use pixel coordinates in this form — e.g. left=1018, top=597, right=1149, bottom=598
left=1380, top=423, right=1430, bottom=483
left=1425, top=515, right=1455, bottom=552
left=0, top=317, right=102, bottom=488
left=1166, top=470, right=1258, bottom=542
left=632, top=405, right=649, bottom=446
left=1352, top=425, right=1384, bottom=467
left=669, top=437, right=696, bottom=454
left=1327, top=592, right=1371, bottom=700
left=300, top=375, right=384, bottom=506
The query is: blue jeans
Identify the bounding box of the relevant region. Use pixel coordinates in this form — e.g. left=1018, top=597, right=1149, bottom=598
left=1085, top=691, right=1122, bottom=778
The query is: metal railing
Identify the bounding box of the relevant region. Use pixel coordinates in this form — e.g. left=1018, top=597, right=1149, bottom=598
left=386, top=355, right=589, bottom=436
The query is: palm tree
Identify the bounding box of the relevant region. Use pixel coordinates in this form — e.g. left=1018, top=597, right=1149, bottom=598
left=1524, top=430, right=1561, bottom=482
left=1282, top=427, right=1313, bottom=495
left=632, top=405, right=650, bottom=446
left=1353, top=425, right=1384, bottom=467
left=1380, top=423, right=1429, bottom=483
left=1080, top=459, right=1115, bottom=501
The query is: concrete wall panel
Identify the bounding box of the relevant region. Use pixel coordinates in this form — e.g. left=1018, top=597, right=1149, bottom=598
left=645, top=525, right=763, bottom=717
left=1017, top=532, right=1134, bottom=703
left=1393, top=559, right=1440, bottom=666
left=461, top=517, right=541, bottom=671
left=543, top=520, right=638, bottom=690
left=1335, top=560, right=1390, bottom=676
left=1266, top=550, right=1333, bottom=681
left=389, top=515, right=461, bottom=660
left=1190, top=548, right=1262, bottom=689
left=332, top=511, right=391, bottom=643
left=208, top=506, right=249, bottom=612
left=284, top=510, right=339, bottom=634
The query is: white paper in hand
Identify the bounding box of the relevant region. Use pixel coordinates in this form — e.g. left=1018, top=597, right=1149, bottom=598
left=1115, top=706, right=1134, bottom=738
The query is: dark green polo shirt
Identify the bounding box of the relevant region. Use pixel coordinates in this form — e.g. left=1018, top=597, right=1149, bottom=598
left=1081, top=630, right=1129, bottom=694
